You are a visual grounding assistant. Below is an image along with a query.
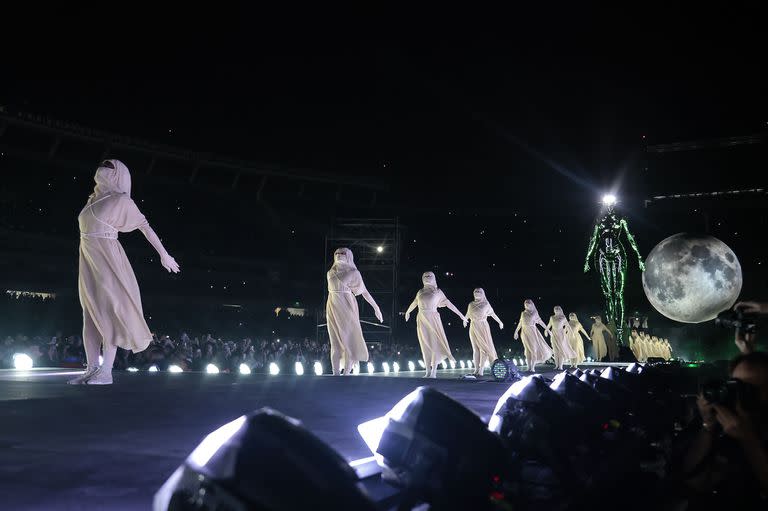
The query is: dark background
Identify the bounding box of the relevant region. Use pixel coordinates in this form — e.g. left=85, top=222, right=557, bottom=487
left=1, top=9, right=766, bottom=360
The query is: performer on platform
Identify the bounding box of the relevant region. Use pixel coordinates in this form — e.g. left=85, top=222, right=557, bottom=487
left=589, top=315, right=611, bottom=362
left=69, top=160, right=180, bottom=385
left=513, top=299, right=554, bottom=373
left=465, top=288, right=503, bottom=377
left=567, top=313, right=590, bottom=367
left=545, top=306, right=577, bottom=370
left=325, top=247, right=383, bottom=375
left=405, top=272, right=466, bottom=378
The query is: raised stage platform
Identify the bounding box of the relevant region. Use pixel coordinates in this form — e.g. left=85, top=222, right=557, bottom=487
left=0, top=365, right=612, bottom=510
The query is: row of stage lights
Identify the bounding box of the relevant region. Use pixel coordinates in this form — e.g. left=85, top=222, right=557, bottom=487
left=10, top=353, right=594, bottom=373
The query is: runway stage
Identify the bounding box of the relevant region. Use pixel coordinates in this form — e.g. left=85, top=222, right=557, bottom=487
left=0, top=365, right=613, bottom=510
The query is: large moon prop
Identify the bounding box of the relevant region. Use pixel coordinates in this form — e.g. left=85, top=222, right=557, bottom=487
left=642, top=233, right=742, bottom=323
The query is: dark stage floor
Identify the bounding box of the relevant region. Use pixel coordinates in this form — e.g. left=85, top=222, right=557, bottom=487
left=0, top=365, right=614, bottom=510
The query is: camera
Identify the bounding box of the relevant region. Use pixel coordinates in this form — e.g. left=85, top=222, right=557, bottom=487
left=714, top=309, right=757, bottom=334
left=701, top=378, right=757, bottom=409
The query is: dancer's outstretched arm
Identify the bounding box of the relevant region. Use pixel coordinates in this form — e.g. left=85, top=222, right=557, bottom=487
left=404, top=298, right=418, bottom=322
left=513, top=313, right=524, bottom=340
left=138, top=224, right=180, bottom=273
left=543, top=317, right=553, bottom=338
left=490, top=311, right=504, bottom=329
left=360, top=290, right=383, bottom=323
left=441, top=297, right=467, bottom=323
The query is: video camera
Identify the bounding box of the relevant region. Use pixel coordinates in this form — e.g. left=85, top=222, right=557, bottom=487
left=714, top=308, right=757, bottom=335
left=701, top=378, right=758, bottom=410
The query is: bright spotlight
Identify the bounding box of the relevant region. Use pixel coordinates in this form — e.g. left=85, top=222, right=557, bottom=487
left=13, top=353, right=33, bottom=370
left=206, top=364, right=220, bottom=374
left=314, top=361, right=323, bottom=375
left=466, top=360, right=473, bottom=368
left=602, top=194, right=617, bottom=206
left=127, top=367, right=139, bottom=372
left=440, top=361, right=447, bottom=370
left=367, top=362, right=374, bottom=374
left=460, top=361, right=466, bottom=369
left=269, top=362, right=280, bottom=375
left=450, top=360, right=456, bottom=369
left=382, top=362, right=390, bottom=374
left=418, top=360, right=426, bottom=369
left=295, top=362, right=305, bottom=376
left=376, top=246, right=384, bottom=253
left=148, top=365, right=159, bottom=372
left=239, top=364, right=251, bottom=375
left=408, top=361, right=415, bottom=371
left=393, top=362, right=400, bottom=373
left=168, top=365, right=183, bottom=373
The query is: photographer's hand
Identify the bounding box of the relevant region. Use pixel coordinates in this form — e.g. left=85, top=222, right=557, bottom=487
left=713, top=403, right=758, bottom=442
left=696, top=394, right=717, bottom=430
left=735, top=330, right=757, bottom=355
left=734, top=301, right=768, bottom=315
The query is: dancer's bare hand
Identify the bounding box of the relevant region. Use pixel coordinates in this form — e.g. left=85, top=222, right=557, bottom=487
left=462, top=318, right=468, bottom=328
left=404, top=312, right=410, bottom=322
left=513, top=332, right=519, bottom=340
left=161, top=254, right=180, bottom=273
left=374, top=308, right=383, bottom=323
left=499, top=322, right=504, bottom=330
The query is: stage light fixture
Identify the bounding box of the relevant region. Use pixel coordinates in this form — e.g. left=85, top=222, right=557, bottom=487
left=440, top=361, right=447, bottom=370
left=168, top=365, right=183, bottom=373
left=418, top=360, right=426, bottom=369
left=206, top=364, right=220, bottom=374
left=466, top=360, right=473, bottom=368
left=356, top=387, right=504, bottom=508
left=155, top=408, right=377, bottom=511
left=392, top=362, right=400, bottom=374
left=450, top=360, right=456, bottom=369
left=13, top=353, right=33, bottom=370
left=314, top=361, right=323, bottom=375
left=269, top=362, right=280, bottom=375
left=408, top=361, right=415, bottom=371
left=367, top=362, right=374, bottom=374
left=382, top=362, right=390, bottom=374
left=491, top=359, right=521, bottom=382
left=148, top=365, right=159, bottom=372
left=602, top=194, right=617, bottom=206
left=127, top=367, right=139, bottom=372
left=239, top=364, right=251, bottom=375
left=460, top=360, right=466, bottom=369
left=376, top=246, right=384, bottom=253
left=295, top=362, right=304, bottom=375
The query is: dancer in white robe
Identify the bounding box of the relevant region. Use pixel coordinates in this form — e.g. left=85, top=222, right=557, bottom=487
left=513, top=299, right=553, bottom=372
left=405, top=272, right=466, bottom=378
left=629, top=329, right=642, bottom=361
left=567, top=313, right=590, bottom=367
left=70, top=159, right=180, bottom=385
left=465, top=288, right=503, bottom=376
left=589, top=315, right=611, bottom=362
left=326, top=247, right=383, bottom=375
left=545, top=306, right=577, bottom=370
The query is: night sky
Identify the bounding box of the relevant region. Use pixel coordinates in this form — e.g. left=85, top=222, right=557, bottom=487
left=2, top=11, right=766, bottom=358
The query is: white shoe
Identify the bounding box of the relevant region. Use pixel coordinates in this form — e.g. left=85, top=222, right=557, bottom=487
left=84, top=368, right=113, bottom=385
left=67, top=366, right=99, bottom=385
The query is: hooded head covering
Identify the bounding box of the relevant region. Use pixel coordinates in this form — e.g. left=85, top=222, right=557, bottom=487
left=593, top=315, right=603, bottom=324
left=553, top=306, right=565, bottom=317
left=94, top=159, right=131, bottom=197
left=524, top=299, right=536, bottom=312
left=422, top=271, right=437, bottom=288
left=569, top=313, right=578, bottom=322
left=473, top=288, right=486, bottom=301
left=332, top=247, right=357, bottom=269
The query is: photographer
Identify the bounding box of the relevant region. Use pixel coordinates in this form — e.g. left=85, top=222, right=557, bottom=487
left=732, top=301, right=766, bottom=354
left=678, top=348, right=768, bottom=508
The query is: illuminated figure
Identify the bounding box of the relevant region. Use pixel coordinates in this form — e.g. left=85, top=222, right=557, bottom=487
left=545, top=306, right=577, bottom=370
left=405, top=272, right=466, bottom=378
left=465, top=288, right=503, bottom=376
left=664, top=339, right=673, bottom=360
left=629, top=329, right=642, bottom=361
left=589, top=315, right=612, bottom=362
left=567, top=313, right=590, bottom=366
left=584, top=195, right=645, bottom=343
left=513, top=299, right=553, bottom=372
left=70, top=160, right=180, bottom=385
left=326, top=248, right=383, bottom=375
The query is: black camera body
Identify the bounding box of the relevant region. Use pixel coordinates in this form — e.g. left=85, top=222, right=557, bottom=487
left=701, top=378, right=757, bottom=409
left=714, top=309, right=757, bottom=334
